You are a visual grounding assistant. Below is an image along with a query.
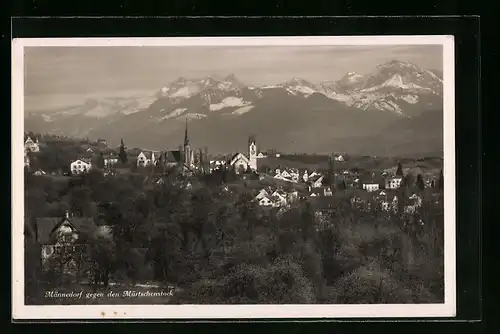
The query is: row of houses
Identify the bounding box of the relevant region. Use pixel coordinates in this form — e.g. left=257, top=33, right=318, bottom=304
left=253, top=187, right=300, bottom=208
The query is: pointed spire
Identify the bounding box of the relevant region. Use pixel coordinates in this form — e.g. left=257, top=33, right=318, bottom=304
left=184, top=117, right=190, bottom=146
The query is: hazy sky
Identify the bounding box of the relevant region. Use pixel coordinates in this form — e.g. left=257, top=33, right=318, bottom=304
left=24, top=45, right=442, bottom=96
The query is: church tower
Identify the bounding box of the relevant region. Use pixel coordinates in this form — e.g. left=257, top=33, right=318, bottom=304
left=184, top=118, right=192, bottom=167
left=248, top=135, right=257, bottom=171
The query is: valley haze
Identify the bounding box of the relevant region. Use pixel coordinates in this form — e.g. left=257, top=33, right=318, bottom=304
left=24, top=45, right=443, bottom=157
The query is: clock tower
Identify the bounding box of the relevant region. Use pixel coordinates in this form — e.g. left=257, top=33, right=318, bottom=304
left=248, top=135, right=257, bottom=171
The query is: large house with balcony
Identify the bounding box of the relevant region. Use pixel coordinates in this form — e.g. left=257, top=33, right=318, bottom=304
left=70, top=158, right=92, bottom=175
left=34, top=212, right=110, bottom=273
left=24, top=136, right=40, bottom=152
left=385, top=176, right=403, bottom=189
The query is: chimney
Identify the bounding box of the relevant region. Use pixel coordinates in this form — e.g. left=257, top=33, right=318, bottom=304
left=65, top=210, right=70, bottom=219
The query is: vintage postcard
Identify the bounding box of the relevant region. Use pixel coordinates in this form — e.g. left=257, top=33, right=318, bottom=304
left=12, top=35, right=456, bottom=320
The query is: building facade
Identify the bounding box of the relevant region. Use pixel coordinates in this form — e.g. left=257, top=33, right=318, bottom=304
left=70, top=159, right=92, bottom=174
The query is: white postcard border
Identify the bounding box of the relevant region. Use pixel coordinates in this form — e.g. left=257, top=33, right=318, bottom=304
left=12, top=35, right=456, bottom=320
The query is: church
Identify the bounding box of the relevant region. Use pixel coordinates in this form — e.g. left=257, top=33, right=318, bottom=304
left=136, top=120, right=262, bottom=175
left=137, top=118, right=199, bottom=172
left=229, top=135, right=259, bottom=174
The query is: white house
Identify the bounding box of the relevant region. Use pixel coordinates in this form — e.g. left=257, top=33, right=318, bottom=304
left=258, top=196, right=273, bottom=207
left=363, top=183, right=380, bottom=192
left=24, top=136, right=40, bottom=152
left=334, top=155, right=345, bottom=162
left=409, top=193, right=423, bottom=207
left=209, top=160, right=227, bottom=172
left=104, top=154, right=119, bottom=168
left=230, top=153, right=251, bottom=173
left=271, top=195, right=287, bottom=208
left=70, top=159, right=92, bottom=175
left=323, top=187, right=333, bottom=197
left=310, top=175, right=324, bottom=188
left=280, top=170, right=292, bottom=179
left=255, top=189, right=270, bottom=201
left=33, top=169, right=46, bottom=176
left=256, top=152, right=267, bottom=158
left=287, top=190, right=299, bottom=202
left=24, top=150, right=30, bottom=168
left=385, top=177, right=403, bottom=189
left=302, top=170, right=309, bottom=182
left=137, top=151, right=157, bottom=167
left=308, top=171, right=319, bottom=179
left=271, top=190, right=288, bottom=207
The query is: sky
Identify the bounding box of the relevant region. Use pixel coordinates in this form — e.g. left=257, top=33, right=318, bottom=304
left=24, top=44, right=442, bottom=102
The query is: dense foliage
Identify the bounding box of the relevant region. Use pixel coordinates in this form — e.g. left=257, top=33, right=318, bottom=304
left=24, top=135, right=445, bottom=304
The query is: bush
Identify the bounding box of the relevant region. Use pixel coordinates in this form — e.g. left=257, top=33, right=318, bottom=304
left=332, top=261, right=414, bottom=304
left=172, top=257, right=315, bottom=304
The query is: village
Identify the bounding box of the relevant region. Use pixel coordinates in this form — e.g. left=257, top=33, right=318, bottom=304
left=24, top=122, right=443, bottom=215
left=23, top=124, right=444, bottom=304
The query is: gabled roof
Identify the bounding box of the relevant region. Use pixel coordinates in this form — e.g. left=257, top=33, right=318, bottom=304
left=72, top=158, right=92, bottom=164
left=138, top=151, right=154, bottom=159
left=36, top=217, right=96, bottom=244
left=310, top=174, right=324, bottom=183
left=161, top=150, right=182, bottom=163
left=36, top=218, right=61, bottom=244
left=103, top=153, right=118, bottom=159
left=230, top=153, right=249, bottom=165
left=310, top=189, right=323, bottom=196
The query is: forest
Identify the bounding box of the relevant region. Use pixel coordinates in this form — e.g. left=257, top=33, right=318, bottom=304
left=24, top=134, right=445, bottom=305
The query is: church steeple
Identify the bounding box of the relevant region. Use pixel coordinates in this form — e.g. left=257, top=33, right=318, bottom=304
left=184, top=117, right=190, bottom=147
left=183, top=117, right=192, bottom=167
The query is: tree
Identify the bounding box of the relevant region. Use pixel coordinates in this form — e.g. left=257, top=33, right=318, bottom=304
left=396, top=162, right=404, bottom=176
left=328, top=155, right=336, bottom=189
left=96, top=152, right=105, bottom=169
left=416, top=174, right=425, bottom=190
left=438, top=169, right=444, bottom=190
left=402, top=173, right=414, bottom=189
left=118, top=139, right=128, bottom=164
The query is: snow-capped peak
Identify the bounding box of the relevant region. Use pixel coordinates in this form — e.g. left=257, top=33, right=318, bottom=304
left=340, top=71, right=365, bottom=84
left=382, top=73, right=405, bottom=87
left=346, top=71, right=361, bottom=77
left=279, top=78, right=318, bottom=96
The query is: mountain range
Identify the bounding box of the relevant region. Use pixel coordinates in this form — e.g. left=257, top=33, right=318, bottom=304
left=24, top=60, right=444, bottom=157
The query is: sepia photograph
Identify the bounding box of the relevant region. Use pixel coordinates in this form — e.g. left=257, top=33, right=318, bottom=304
left=12, top=36, right=456, bottom=319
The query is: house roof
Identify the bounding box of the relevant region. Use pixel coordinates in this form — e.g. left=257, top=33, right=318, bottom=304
left=230, top=153, right=249, bottom=165
left=161, top=150, right=182, bottom=163
left=36, top=217, right=96, bottom=244
left=103, top=153, right=118, bottom=159
left=72, top=158, right=92, bottom=164
left=36, top=218, right=63, bottom=244
left=138, top=151, right=154, bottom=159
left=310, top=189, right=323, bottom=196
left=309, top=174, right=324, bottom=182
